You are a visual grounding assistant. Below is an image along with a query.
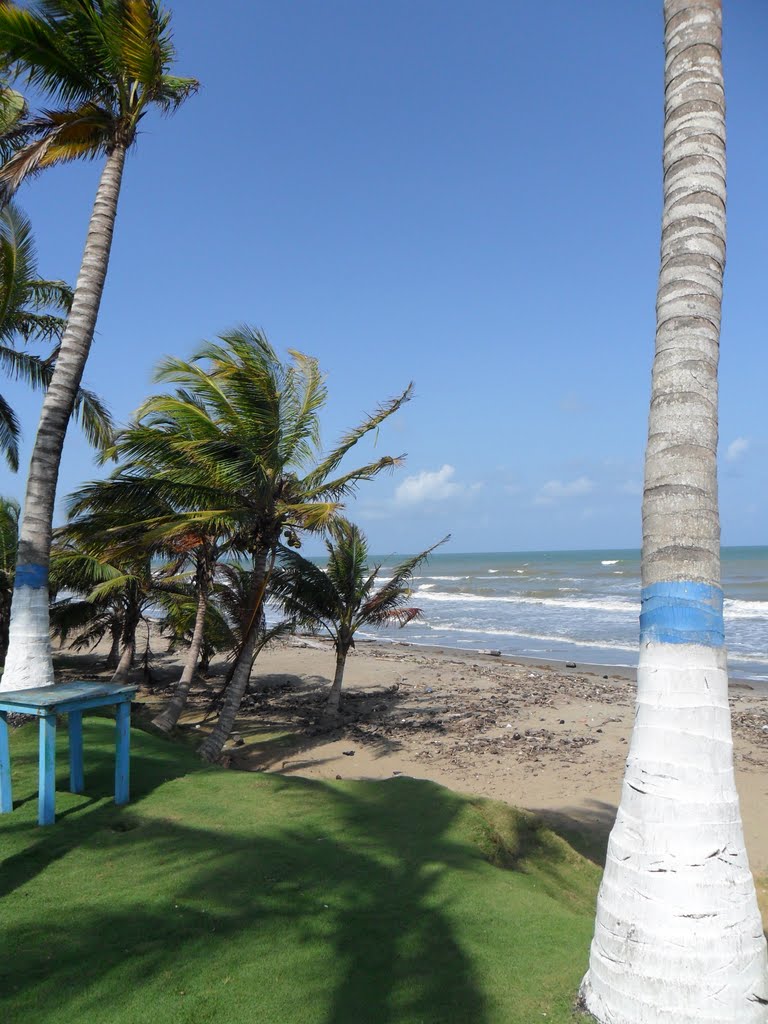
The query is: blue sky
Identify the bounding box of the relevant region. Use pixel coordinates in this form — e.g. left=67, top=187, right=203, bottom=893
left=3, top=0, right=767, bottom=555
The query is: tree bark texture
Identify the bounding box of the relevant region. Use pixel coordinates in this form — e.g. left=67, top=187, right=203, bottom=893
left=1, top=144, right=127, bottom=691
left=111, top=597, right=140, bottom=684
left=199, top=551, right=268, bottom=762
left=326, top=647, right=348, bottom=712
left=581, top=4, right=768, bottom=1021
left=153, top=588, right=209, bottom=733
left=110, top=633, right=135, bottom=685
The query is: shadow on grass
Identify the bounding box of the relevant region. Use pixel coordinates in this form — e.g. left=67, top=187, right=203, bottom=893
left=530, top=801, right=617, bottom=867
left=0, top=712, right=204, bottom=896
left=0, top=720, right=597, bottom=1024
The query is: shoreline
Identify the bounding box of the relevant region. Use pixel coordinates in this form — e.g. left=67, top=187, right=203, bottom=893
left=331, top=634, right=766, bottom=690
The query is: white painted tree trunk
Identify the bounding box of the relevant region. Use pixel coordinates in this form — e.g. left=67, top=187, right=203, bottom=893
left=0, top=144, right=126, bottom=691
left=582, top=645, right=768, bottom=1022
left=581, top=3, right=768, bottom=1020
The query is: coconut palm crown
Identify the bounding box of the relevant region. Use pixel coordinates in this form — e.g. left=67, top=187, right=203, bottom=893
left=273, top=521, right=447, bottom=711
left=0, top=0, right=198, bottom=203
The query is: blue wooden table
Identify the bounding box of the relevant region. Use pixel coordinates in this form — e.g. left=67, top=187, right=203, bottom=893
left=0, top=682, right=137, bottom=826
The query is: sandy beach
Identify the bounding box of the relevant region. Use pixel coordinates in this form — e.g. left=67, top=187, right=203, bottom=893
left=56, top=634, right=768, bottom=883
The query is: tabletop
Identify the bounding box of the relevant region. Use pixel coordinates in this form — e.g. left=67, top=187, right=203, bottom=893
left=0, top=682, right=137, bottom=709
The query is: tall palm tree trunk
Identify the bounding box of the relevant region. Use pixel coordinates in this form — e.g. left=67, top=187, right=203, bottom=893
left=1, top=144, right=127, bottom=692
left=581, top=4, right=768, bottom=1021
left=152, top=588, right=209, bottom=733
left=199, top=552, right=269, bottom=762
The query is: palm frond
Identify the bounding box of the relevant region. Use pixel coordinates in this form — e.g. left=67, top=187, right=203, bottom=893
left=365, top=606, right=422, bottom=628
left=303, top=455, right=405, bottom=502
left=0, top=345, right=113, bottom=449
left=0, top=5, right=101, bottom=108
left=361, top=535, right=450, bottom=620
left=27, top=277, right=72, bottom=311
left=0, top=391, right=20, bottom=470
left=0, top=85, right=26, bottom=136
left=0, top=495, right=20, bottom=574
left=49, top=548, right=125, bottom=594
left=303, top=383, right=413, bottom=492
left=71, top=382, right=115, bottom=450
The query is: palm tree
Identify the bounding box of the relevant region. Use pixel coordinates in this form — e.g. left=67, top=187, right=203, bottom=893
left=0, top=495, right=19, bottom=660
left=273, top=522, right=446, bottom=712
left=0, top=202, right=113, bottom=470
left=581, top=3, right=768, bottom=1020
left=0, top=1, right=197, bottom=691
left=73, top=327, right=411, bottom=759
left=50, top=539, right=156, bottom=683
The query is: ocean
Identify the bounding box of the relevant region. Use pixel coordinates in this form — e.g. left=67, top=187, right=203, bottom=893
left=358, top=548, right=768, bottom=682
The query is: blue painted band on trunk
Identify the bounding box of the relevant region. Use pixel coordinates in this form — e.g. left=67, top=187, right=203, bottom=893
left=14, top=564, right=48, bottom=589
left=640, top=581, right=724, bottom=646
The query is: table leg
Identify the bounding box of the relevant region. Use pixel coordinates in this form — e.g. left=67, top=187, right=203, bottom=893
left=115, top=700, right=130, bottom=806
left=39, top=712, right=56, bottom=825
left=68, top=711, right=84, bottom=794
left=0, top=712, right=12, bottom=813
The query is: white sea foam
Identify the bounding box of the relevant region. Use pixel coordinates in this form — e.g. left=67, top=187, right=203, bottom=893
left=602, top=560, right=620, bottom=565
left=488, top=569, right=500, bottom=574
left=724, top=599, right=768, bottom=621
left=415, top=590, right=637, bottom=614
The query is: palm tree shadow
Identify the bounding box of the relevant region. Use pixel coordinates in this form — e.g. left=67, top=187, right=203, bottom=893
left=309, top=778, right=489, bottom=1024
left=2, top=725, right=589, bottom=1023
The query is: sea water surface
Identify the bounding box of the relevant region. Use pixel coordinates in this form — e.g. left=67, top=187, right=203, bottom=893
left=358, top=548, right=768, bottom=682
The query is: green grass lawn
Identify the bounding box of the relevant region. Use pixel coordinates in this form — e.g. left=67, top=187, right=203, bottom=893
left=0, top=716, right=599, bottom=1024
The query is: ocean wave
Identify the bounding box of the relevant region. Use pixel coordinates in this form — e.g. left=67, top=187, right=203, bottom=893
left=416, top=575, right=466, bottom=581
left=602, top=560, right=620, bottom=565
left=415, top=590, right=637, bottom=614
left=409, top=589, right=768, bottom=621
left=724, top=599, right=768, bottom=620
left=420, top=621, right=638, bottom=652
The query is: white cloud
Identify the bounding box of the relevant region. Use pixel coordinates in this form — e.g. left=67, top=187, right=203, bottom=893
left=534, top=476, right=594, bottom=505
left=726, top=437, right=750, bottom=462
left=394, top=464, right=466, bottom=505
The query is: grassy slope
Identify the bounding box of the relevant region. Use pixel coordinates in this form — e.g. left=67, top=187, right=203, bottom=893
left=0, top=717, right=600, bottom=1024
